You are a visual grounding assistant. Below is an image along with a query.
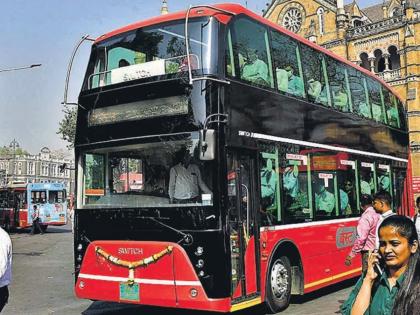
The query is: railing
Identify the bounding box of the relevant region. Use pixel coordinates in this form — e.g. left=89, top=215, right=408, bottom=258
left=347, top=16, right=403, bottom=37
left=376, top=68, right=402, bottom=81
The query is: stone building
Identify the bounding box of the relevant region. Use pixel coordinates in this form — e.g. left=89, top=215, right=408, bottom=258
left=0, top=146, right=75, bottom=194
left=263, top=0, right=419, bottom=200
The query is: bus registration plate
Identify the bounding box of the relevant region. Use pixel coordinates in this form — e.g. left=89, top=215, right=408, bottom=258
left=119, top=282, right=139, bottom=301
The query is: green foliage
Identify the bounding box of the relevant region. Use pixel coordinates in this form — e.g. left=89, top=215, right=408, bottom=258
left=0, top=146, right=29, bottom=157
left=57, top=105, right=77, bottom=149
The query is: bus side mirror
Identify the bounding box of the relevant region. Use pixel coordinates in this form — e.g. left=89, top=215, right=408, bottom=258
left=199, top=129, right=215, bottom=161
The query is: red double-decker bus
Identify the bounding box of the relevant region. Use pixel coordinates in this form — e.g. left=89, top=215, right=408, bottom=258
left=0, top=182, right=67, bottom=232
left=71, top=4, right=410, bottom=313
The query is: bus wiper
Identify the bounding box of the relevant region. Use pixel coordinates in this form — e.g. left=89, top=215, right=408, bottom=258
left=146, top=217, right=193, bottom=245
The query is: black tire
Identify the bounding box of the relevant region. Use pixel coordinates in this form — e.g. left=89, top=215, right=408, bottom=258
left=40, top=225, right=48, bottom=233
left=265, top=256, right=292, bottom=313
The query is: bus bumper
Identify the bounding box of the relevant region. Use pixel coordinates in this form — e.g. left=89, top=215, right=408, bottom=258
left=75, top=240, right=231, bottom=312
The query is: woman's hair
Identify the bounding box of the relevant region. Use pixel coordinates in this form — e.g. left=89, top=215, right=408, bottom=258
left=378, top=215, right=420, bottom=315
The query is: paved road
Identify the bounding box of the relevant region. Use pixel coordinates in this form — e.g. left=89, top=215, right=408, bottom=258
left=3, top=225, right=355, bottom=315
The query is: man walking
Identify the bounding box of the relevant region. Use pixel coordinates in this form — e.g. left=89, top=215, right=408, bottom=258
left=0, top=226, right=12, bottom=313
left=30, top=205, right=43, bottom=235
left=372, top=190, right=395, bottom=248
left=345, top=194, right=380, bottom=272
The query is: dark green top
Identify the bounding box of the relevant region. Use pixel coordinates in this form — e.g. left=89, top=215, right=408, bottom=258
left=340, top=272, right=405, bottom=315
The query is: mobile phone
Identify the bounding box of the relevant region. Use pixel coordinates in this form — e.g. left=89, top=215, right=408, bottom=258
left=373, top=250, right=383, bottom=275
left=374, top=262, right=383, bottom=275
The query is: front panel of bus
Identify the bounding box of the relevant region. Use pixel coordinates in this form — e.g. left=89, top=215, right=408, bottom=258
left=73, top=16, right=239, bottom=311
left=27, top=183, right=67, bottom=227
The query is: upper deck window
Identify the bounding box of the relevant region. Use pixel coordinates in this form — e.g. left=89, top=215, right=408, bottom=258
left=83, top=18, right=218, bottom=90
left=228, top=17, right=274, bottom=88
left=271, top=30, right=305, bottom=98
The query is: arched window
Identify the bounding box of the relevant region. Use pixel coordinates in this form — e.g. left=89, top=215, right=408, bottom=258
left=374, top=49, right=385, bottom=73
left=359, top=52, right=370, bottom=70
left=353, top=19, right=363, bottom=27
left=317, top=8, right=325, bottom=35
left=388, top=46, right=401, bottom=70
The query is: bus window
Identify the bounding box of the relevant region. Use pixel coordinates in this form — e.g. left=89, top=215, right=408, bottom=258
left=270, top=31, right=305, bottom=98
left=313, top=173, right=338, bottom=218
left=377, top=163, right=392, bottom=193
left=84, top=18, right=218, bottom=90
left=49, top=190, right=65, bottom=203
left=367, top=78, right=385, bottom=123
left=110, top=157, right=143, bottom=193
left=325, top=57, right=351, bottom=112
left=348, top=69, right=371, bottom=118
left=260, top=151, right=280, bottom=225
left=232, top=17, right=273, bottom=87
left=337, top=158, right=358, bottom=216
left=83, top=154, right=105, bottom=205
left=384, top=90, right=400, bottom=128
left=31, top=191, right=47, bottom=204
left=300, top=45, right=330, bottom=106
left=281, top=152, right=311, bottom=223
left=359, top=161, right=376, bottom=195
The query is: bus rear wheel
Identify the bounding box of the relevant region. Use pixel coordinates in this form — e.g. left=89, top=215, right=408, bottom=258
left=266, top=256, right=292, bottom=313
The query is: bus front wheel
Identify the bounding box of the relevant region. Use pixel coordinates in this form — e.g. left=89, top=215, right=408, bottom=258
left=266, top=256, right=292, bottom=313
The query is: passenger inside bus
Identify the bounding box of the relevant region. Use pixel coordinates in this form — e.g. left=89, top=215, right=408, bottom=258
left=316, top=85, right=330, bottom=106
left=168, top=148, right=212, bottom=204
left=342, top=179, right=356, bottom=215
left=283, top=164, right=299, bottom=198
left=314, top=178, right=335, bottom=215
left=378, top=174, right=390, bottom=191
left=285, top=65, right=304, bottom=97
left=240, top=49, right=269, bottom=85
left=307, top=78, right=322, bottom=101
left=260, top=159, right=277, bottom=211
left=332, top=84, right=349, bottom=110
left=276, top=65, right=304, bottom=97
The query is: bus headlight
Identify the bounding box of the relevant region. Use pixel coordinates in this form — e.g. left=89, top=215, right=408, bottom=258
left=196, top=259, right=204, bottom=268
left=195, top=246, right=204, bottom=256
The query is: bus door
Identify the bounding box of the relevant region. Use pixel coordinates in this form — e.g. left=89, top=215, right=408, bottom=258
left=227, top=149, right=260, bottom=303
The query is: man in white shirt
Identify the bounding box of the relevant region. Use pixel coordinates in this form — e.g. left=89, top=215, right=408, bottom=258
left=0, top=227, right=12, bottom=312
left=168, top=148, right=212, bottom=204
left=372, top=191, right=395, bottom=249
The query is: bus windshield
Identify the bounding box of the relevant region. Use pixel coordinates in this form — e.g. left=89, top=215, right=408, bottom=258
left=81, top=133, right=215, bottom=209
left=84, top=17, right=218, bottom=90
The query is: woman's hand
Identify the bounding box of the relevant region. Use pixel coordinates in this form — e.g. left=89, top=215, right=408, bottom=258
left=365, top=250, right=381, bottom=282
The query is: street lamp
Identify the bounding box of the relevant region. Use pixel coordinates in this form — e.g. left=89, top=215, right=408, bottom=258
left=0, top=64, right=42, bottom=73
left=9, top=139, right=20, bottom=182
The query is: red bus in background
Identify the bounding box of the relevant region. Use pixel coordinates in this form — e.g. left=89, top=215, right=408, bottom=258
left=71, top=4, right=409, bottom=313
left=0, top=182, right=67, bottom=232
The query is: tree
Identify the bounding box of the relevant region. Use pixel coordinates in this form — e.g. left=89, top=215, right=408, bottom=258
left=0, top=146, right=29, bottom=157
left=57, top=105, right=77, bottom=149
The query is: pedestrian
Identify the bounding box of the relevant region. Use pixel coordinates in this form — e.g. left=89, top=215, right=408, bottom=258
left=30, top=205, right=43, bottom=235
left=0, top=226, right=12, bottom=313
left=413, top=196, right=420, bottom=241
left=345, top=194, right=380, bottom=273
left=372, top=190, right=395, bottom=249
left=341, top=215, right=420, bottom=315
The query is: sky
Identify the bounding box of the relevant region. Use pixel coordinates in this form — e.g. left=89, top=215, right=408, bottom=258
left=0, top=0, right=381, bottom=155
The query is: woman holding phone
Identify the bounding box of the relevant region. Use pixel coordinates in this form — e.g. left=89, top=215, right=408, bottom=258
left=341, top=215, right=420, bottom=315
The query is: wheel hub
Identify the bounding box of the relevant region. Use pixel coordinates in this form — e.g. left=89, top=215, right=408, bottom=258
left=270, top=260, right=289, bottom=299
